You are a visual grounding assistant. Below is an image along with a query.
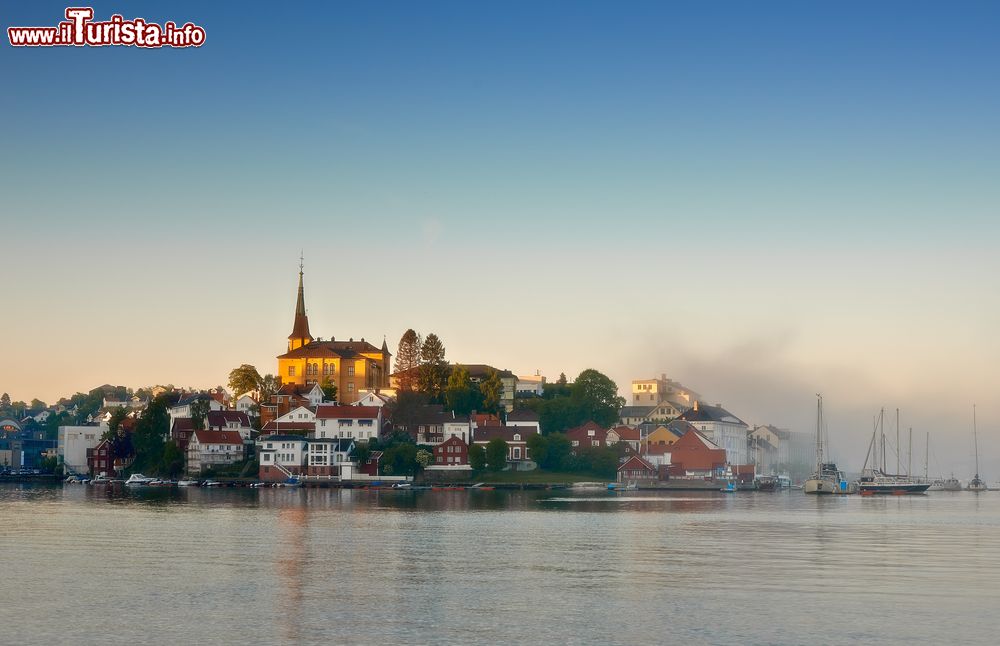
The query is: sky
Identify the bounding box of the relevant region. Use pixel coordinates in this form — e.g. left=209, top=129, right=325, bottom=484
left=1, top=1, right=998, bottom=476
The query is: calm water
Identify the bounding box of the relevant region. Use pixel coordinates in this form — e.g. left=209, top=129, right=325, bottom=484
left=1, top=485, right=998, bottom=645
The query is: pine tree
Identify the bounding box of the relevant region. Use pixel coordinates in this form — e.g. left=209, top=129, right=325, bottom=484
left=394, top=329, right=423, bottom=392
left=418, top=333, right=448, bottom=402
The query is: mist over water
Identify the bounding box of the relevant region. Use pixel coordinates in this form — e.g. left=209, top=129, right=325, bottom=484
left=3, top=485, right=998, bottom=645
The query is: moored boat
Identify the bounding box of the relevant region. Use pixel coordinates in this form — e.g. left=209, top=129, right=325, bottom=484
left=804, top=395, right=850, bottom=494
left=967, top=405, right=987, bottom=492
left=124, top=473, right=156, bottom=486
left=857, top=408, right=929, bottom=495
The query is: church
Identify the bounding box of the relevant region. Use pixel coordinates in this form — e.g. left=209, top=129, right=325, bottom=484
left=276, top=264, right=391, bottom=402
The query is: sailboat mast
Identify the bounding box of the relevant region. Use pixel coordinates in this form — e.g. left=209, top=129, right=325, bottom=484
left=924, top=431, right=929, bottom=481
left=815, top=394, right=823, bottom=471
left=908, top=427, right=912, bottom=478
left=973, top=404, right=980, bottom=477
left=896, top=408, right=900, bottom=477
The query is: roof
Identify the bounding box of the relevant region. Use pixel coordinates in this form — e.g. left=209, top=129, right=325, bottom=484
left=677, top=403, right=747, bottom=427
left=206, top=410, right=252, bottom=428
left=405, top=405, right=470, bottom=425
left=666, top=420, right=698, bottom=437
left=460, top=364, right=516, bottom=380
left=277, top=339, right=383, bottom=359
left=261, top=421, right=315, bottom=433
left=315, top=405, right=380, bottom=420
left=472, top=413, right=502, bottom=428
left=618, top=455, right=656, bottom=472
left=259, top=434, right=310, bottom=443
left=171, top=418, right=195, bottom=432
left=506, top=409, right=540, bottom=422
left=565, top=421, right=608, bottom=441
left=473, top=426, right=537, bottom=443
left=191, top=430, right=244, bottom=446
left=609, top=425, right=640, bottom=441
left=307, top=438, right=355, bottom=451
left=620, top=406, right=656, bottom=418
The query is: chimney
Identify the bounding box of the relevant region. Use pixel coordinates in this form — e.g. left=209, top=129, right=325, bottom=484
left=693, top=400, right=699, bottom=411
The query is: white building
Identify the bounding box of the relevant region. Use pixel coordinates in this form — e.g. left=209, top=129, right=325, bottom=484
left=234, top=394, right=258, bottom=416
left=677, top=402, right=750, bottom=465
left=257, top=434, right=309, bottom=481
left=186, top=429, right=245, bottom=475
left=58, top=423, right=108, bottom=475
left=516, top=374, right=546, bottom=397
left=315, top=405, right=381, bottom=443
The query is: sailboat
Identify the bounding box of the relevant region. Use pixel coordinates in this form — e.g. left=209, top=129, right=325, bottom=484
left=857, top=408, right=929, bottom=495
left=968, top=405, right=987, bottom=492
left=804, top=395, right=848, bottom=494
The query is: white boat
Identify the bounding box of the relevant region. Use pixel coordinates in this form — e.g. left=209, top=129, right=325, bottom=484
left=804, top=395, right=849, bottom=494
left=124, top=473, right=156, bottom=486
left=177, top=480, right=199, bottom=487
left=201, top=480, right=224, bottom=487
left=968, top=405, right=987, bottom=492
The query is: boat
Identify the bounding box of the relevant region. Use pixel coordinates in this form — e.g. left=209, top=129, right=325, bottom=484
left=609, top=482, right=638, bottom=492
left=391, top=482, right=412, bottom=489
left=857, top=408, right=930, bottom=495
left=201, top=480, right=224, bottom=487
left=177, top=479, right=199, bottom=487
left=719, top=480, right=736, bottom=493
left=804, top=395, right=849, bottom=494
left=968, top=405, right=987, bottom=492
left=124, top=473, right=156, bottom=486
left=756, top=475, right=779, bottom=491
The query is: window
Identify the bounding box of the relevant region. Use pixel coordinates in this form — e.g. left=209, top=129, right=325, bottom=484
left=513, top=447, right=521, bottom=460
left=572, top=440, right=579, bottom=447
left=348, top=383, right=354, bottom=393
left=513, top=434, right=521, bottom=441
left=347, top=365, right=355, bottom=376
left=288, top=366, right=296, bottom=377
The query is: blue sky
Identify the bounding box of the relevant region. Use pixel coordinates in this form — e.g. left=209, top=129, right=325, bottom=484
left=2, top=1, right=998, bottom=474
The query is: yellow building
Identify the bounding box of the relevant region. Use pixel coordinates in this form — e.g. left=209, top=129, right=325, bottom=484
left=276, top=266, right=391, bottom=403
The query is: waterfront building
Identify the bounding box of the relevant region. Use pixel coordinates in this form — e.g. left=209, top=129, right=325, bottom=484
left=58, top=423, right=108, bottom=475
left=395, top=405, right=471, bottom=445
left=617, top=455, right=657, bottom=483
left=471, top=425, right=538, bottom=466
left=305, top=438, right=356, bottom=478
left=666, top=429, right=727, bottom=478
left=205, top=410, right=253, bottom=440
left=314, top=405, right=382, bottom=443
left=257, top=435, right=309, bottom=482
left=429, top=435, right=471, bottom=470
left=276, top=264, right=391, bottom=400
left=186, top=430, right=245, bottom=475
left=676, top=402, right=750, bottom=465
left=566, top=421, right=608, bottom=453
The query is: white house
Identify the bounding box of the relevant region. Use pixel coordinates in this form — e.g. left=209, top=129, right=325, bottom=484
left=257, top=434, right=309, bottom=482
left=504, top=409, right=541, bottom=435
left=516, top=374, right=546, bottom=397
left=305, top=438, right=356, bottom=478
left=205, top=410, right=254, bottom=441
left=677, top=402, right=750, bottom=465
left=58, top=423, right=108, bottom=475
left=168, top=396, right=224, bottom=430
left=315, top=405, right=381, bottom=443
left=235, top=394, right=258, bottom=416
left=186, top=429, right=245, bottom=475
left=355, top=390, right=394, bottom=408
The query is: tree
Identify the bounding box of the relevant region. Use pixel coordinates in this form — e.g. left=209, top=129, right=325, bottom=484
left=102, top=407, right=131, bottom=441
left=445, top=365, right=477, bottom=415
left=320, top=377, right=337, bottom=403
left=570, top=369, right=625, bottom=428
left=526, top=433, right=548, bottom=468
left=469, top=444, right=487, bottom=471
left=228, top=364, right=262, bottom=398
left=351, top=442, right=373, bottom=467
left=190, top=397, right=211, bottom=431
left=258, top=374, right=280, bottom=402
left=160, top=441, right=184, bottom=478
left=130, top=395, right=170, bottom=474
left=30, top=398, right=47, bottom=411
left=480, top=368, right=504, bottom=414
left=418, top=333, right=448, bottom=401
left=415, top=449, right=433, bottom=470
left=394, top=329, right=423, bottom=392
left=389, top=391, right=431, bottom=432
left=0, top=393, right=10, bottom=411
left=485, top=438, right=509, bottom=472
left=541, top=433, right=572, bottom=471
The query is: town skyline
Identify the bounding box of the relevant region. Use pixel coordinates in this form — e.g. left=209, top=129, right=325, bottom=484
left=2, top=1, right=998, bottom=475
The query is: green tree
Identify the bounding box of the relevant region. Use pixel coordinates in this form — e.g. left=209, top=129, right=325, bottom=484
left=469, top=444, right=487, bottom=471
left=570, top=369, right=625, bottom=428
left=394, top=329, right=423, bottom=392
left=130, top=395, right=170, bottom=474
left=160, top=441, right=185, bottom=478
left=102, top=407, right=131, bottom=441
left=485, top=438, right=509, bottom=472
left=258, top=374, right=280, bottom=402
left=351, top=442, right=373, bottom=466
left=445, top=365, right=476, bottom=415
left=10, top=401, right=27, bottom=418
left=29, top=398, right=47, bottom=411
left=320, top=377, right=337, bottom=403
left=526, top=433, right=548, bottom=467
left=39, top=455, right=60, bottom=474
left=0, top=393, right=10, bottom=411
left=382, top=443, right=419, bottom=476
left=480, top=368, right=504, bottom=414
left=389, top=390, right=431, bottom=432
left=228, top=364, right=263, bottom=397
left=541, top=433, right=572, bottom=471
left=418, top=333, right=448, bottom=401
left=415, top=448, right=433, bottom=470
left=190, top=397, right=211, bottom=431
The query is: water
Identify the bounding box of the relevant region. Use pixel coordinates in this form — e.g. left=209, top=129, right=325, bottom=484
left=2, top=485, right=998, bottom=645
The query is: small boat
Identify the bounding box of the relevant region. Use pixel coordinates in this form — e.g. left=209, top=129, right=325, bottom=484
left=177, top=479, right=199, bottom=487
left=391, top=482, right=412, bottom=489
left=125, top=473, right=156, bottom=486
left=609, top=482, right=638, bottom=492
left=857, top=409, right=930, bottom=495
left=201, top=480, right=224, bottom=487
left=756, top=476, right=779, bottom=491
left=719, top=481, right=736, bottom=493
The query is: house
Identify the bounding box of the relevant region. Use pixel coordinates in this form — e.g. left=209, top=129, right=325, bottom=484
left=314, top=405, right=382, bottom=443
left=305, top=438, right=356, bottom=478
left=205, top=410, right=254, bottom=440
left=566, top=421, right=608, bottom=453
left=472, top=425, right=537, bottom=464
left=472, top=413, right=503, bottom=429
left=666, top=429, right=727, bottom=478
left=428, top=435, right=471, bottom=470
left=676, top=402, right=750, bottom=465
left=234, top=393, right=258, bottom=416
left=504, top=409, right=541, bottom=435
left=641, top=443, right=672, bottom=468
left=58, top=423, right=108, bottom=475
left=257, top=434, right=309, bottom=482
left=631, top=375, right=701, bottom=408
left=186, top=430, right=246, bottom=475
left=606, top=425, right=641, bottom=453
left=617, top=455, right=657, bottom=482
left=261, top=405, right=316, bottom=435
left=516, top=374, right=546, bottom=397
left=170, top=418, right=196, bottom=453
left=168, top=395, right=224, bottom=430
left=355, top=390, right=395, bottom=408
left=619, top=406, right=656, bottom=426
left=395, top=405, right=470, bottom=445
left=259, top=383, right=323, bottom=428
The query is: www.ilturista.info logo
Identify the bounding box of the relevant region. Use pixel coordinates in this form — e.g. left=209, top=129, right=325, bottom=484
left=8, top=7, right=206, bottom=48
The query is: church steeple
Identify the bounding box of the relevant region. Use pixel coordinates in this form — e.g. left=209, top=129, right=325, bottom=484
left=288, top=255, right=313, bottom=352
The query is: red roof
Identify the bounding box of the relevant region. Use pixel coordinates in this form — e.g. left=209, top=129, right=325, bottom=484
left=565, top=421, right=608, bottom=444
left=191, top=430, right=244, bottom=446
left=315, top=405, right=380, bottom=420
left=609, top=425, right=639, bottom=441
left=472, top=413, right=502, bottom=428
left=206, top=410, right=252, bottom=428
left=618, top=455, right=656, bottom=473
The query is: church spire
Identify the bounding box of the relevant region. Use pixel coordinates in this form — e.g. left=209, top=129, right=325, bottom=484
left=288, top=254, right=313, bottom=351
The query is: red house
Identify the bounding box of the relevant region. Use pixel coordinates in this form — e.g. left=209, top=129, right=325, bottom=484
left=617, top=455, right=657, bottom=482
left=667, top=429, right=727, bottom=478
left=566, top=421, right=608, bottom=453
left=433, top=435, right=469, bottom=466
